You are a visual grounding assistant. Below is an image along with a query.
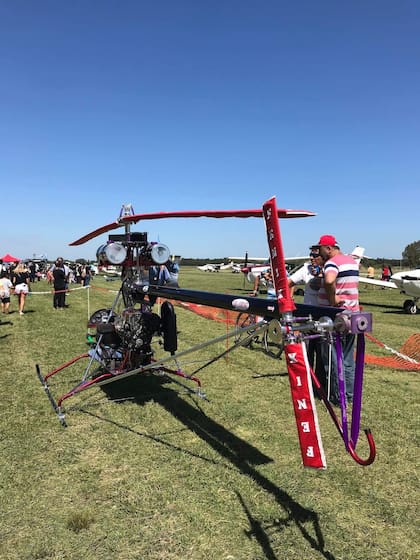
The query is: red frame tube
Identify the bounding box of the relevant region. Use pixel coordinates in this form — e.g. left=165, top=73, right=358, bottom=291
left=44, top=353, right=90, bottom=381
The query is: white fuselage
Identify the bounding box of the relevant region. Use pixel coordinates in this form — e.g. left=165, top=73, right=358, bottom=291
left=391, top=269, right=420, bottom=298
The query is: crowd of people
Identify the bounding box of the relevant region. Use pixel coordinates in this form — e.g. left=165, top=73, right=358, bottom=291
left=0, top=255, right=180, bottom=316
left=0, top=258, right=96, bottom=315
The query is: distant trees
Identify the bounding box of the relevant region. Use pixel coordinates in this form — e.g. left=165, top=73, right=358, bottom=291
left=402, top=240, right=420, bottom=268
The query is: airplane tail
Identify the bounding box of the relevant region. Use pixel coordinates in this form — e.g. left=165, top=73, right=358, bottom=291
left=349, top=246, right=365, bottom=264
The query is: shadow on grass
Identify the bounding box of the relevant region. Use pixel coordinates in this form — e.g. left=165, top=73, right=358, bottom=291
left=252, top=372, right=289, bottom=379
left=79, top=375, right=335, bottom=560
left=359, top=300, right=404, bottom=312
left=0, top=319, right=13, bottom=337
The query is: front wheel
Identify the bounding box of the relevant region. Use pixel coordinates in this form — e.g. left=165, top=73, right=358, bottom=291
left=403, top=299, right=418, bottom=315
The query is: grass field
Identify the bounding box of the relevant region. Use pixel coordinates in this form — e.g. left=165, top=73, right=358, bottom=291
left=0, top=268, right=419, bottom=560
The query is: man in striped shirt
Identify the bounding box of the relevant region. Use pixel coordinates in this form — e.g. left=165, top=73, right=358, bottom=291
left=314, top=234, right=360, bottom=405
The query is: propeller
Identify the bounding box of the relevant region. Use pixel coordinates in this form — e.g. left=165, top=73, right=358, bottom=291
left=69, top=208, right=316, bottom=246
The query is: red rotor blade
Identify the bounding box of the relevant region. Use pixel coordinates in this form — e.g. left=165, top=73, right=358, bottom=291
left=69, top=208, right=315, bottom=246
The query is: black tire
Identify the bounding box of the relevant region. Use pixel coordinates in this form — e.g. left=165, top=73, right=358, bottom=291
left=403, top=299, right=418, bottom=315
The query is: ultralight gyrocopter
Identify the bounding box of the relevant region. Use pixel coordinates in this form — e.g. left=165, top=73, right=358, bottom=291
left=36, top=197, right=376, bottom=469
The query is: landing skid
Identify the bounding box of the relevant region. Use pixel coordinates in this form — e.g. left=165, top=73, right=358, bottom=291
left=35, top=319, right=263, bottom=427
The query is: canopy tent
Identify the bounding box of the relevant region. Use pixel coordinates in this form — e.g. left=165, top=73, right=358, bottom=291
left=1, top=253, right=20, bottom=263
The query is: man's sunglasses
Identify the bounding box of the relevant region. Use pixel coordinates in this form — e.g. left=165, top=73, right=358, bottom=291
left=309, top=251, right=320, bottom=257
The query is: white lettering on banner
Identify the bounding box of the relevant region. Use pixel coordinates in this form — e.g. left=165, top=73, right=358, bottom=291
left=271, top=247, right=277, bottom=259
left=306, top=446, right=315, bottom=457
left=296, top=376, right=302, bottom=387
left=297, top=399, right=308, bottom=409
left=288, top=352, right=298, bottom=364
left=301, top=422, right=310, bottom=433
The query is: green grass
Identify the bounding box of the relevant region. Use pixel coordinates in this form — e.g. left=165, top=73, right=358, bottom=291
left=0, top=269, right=419, bottom=559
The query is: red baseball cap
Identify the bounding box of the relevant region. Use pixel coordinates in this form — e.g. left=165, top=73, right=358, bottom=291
left=317, top=234, right=339, bottom=247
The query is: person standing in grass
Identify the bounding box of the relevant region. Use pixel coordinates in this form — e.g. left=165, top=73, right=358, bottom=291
left=314, top=234, right=360, bottom=405
left=51, top=257, right=69, bottom=310
left=11, top=261, right=30, bottom=315
left=367, top=265, right=375, bottom=279
left=83, top=264, right=92, bottom=287
left=0, top=271, right=14, bottom=314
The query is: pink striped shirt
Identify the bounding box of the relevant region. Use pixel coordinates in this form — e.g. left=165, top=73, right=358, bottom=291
left=318, top=253, right=359, bottom=311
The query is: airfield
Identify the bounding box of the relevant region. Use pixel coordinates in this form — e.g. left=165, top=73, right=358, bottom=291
left=0, top=268, right=418, bottom=559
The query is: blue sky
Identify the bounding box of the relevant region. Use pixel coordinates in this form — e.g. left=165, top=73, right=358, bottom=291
left=1, top=1, right=419, bottom=262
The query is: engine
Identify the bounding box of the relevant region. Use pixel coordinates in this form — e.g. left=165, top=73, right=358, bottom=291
left=113, top=308, right=161, bottom=351
left=89, top=299, right=178, bottom=373
left=92, top=306, right=161, bottom=370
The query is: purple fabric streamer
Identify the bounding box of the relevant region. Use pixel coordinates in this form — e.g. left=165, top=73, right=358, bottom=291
left=335, top=335, right=349, bottom=449
left=351, top=333, right=365, bottom=448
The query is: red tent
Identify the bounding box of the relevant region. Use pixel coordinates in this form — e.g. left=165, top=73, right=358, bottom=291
left=1, top=253, right=20, bottom=263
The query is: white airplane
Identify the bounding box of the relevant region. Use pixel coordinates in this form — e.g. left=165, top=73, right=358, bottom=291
left=339, top=246, right=419, bottom=315
left=231, top=263, right=242, bottom=273
left=197, top=263, right=224, bottom=272
left=99, top=265, right=121, bottom=277
left=219, top=261, right=236, bottom=270
left=359, top=268, right=420, bottom=314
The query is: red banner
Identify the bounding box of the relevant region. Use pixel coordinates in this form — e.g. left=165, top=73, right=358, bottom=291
left=262, top=197, right=295, bottom=313
left=285, top=342, right=326, bottom=469
left=262, top=197, right=326, bottom=468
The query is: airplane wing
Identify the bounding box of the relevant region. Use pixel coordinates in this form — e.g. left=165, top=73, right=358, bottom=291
left=229, top=256, right=309, bottom=264
left=228, top=255, right=309, bottom=262
left=69, top=208, right=316, bottom=246
left=358, top=277, right=398, bottom=289
left=229, top=256, right=269, bottom=262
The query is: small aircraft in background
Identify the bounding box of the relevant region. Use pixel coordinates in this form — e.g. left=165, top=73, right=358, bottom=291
left=359, top=268, right=420, bottom=314
left=337, top=246, right=419, bottom=315
left=219, top=261, right=236, bottom=271
left=99, top=265, right=121, bottom=278
left=231, top=263, right=242, bottom=273
left=197, top=261, right=239, bottom=272
left=197, top=263, right=223, bottom=272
